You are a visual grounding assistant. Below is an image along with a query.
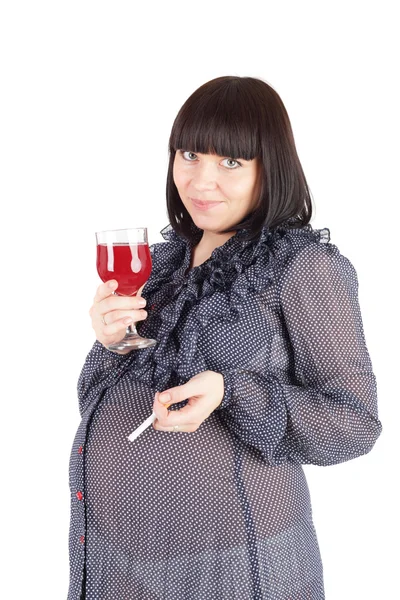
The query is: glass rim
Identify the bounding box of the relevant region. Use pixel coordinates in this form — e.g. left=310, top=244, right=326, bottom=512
left=95, top=227, right=147, bottom=235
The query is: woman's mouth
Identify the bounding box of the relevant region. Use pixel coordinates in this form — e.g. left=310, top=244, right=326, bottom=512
left=190, top=198, right=224, bottom=211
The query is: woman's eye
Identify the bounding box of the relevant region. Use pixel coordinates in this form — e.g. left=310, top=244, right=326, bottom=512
left=222, top=158, right=241, bottom=169
left=181, top=151, right=197, bottom=161
left=180, top=150, right=241, bottom=169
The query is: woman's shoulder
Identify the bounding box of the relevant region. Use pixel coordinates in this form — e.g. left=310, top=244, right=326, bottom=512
left=266, top=222, right=329, bottom=250
left=268, top=223, right=333, bottom=270
left=270, top=224, right=359, bottom=297
left=227, top=221, right=358, bottom=298
left=234, top=222, right=333, bottom=272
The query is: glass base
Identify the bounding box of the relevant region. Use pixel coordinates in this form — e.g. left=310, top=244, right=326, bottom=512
left=107, top=330, right=157, bottom=353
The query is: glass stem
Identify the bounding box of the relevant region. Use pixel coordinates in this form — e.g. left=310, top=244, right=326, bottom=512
left=127, top=324, right=138, bottom=335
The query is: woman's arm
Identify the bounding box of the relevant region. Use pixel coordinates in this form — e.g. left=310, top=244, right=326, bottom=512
left=215, top=242, right=382, bottom=466
left=77, top=340, right=132, bottom=416
left=77, top=278, right=149, bottom=417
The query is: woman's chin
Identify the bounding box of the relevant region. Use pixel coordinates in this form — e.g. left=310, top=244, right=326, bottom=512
left=190, top=213, right=221, bottom=230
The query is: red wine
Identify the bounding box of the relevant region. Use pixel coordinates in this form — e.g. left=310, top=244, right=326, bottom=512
left=96, top=243, right=152, bottom=296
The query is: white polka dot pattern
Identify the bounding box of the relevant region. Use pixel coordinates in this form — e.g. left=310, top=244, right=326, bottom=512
left=67, top=222, right=382, bottom=599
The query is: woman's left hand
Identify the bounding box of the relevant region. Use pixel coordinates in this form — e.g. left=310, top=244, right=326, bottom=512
left=152, top=370, right=224, bottom=432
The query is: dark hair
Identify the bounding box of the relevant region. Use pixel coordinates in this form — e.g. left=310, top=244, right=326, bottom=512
left=166, top=75, right=313, bottom=243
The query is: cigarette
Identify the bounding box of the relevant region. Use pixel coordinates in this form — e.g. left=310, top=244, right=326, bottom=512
left=127, top=412, right=156, bottom=442
left=127, top=402, right=171, bottom=442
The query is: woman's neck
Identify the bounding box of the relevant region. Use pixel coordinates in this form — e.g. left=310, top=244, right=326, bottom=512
left=189, top=229, right=235, bottom=269
left=197, top=229, right=235, bottom=253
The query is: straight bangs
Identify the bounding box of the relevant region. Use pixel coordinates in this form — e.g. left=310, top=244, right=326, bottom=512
left=169, top=82, right=262, bottom=161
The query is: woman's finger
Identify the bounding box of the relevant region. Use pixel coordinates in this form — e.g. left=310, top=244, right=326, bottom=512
left=152, top=393, right=198, bottom=430
left=90, top=280, right=149, bottom=348
left=93, top=280, right=118, bottom=303
left=100, top=294, right=146, bottom=314
left=100, top=311, right=147, bottom=337
left=156, top=378, right=203, bottom=407
left=101, top=309, right=147, bottom=327
left=136, top=283, right=145, bottom=297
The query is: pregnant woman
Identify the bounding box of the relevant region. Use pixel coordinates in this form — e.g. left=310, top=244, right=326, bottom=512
left=67, top=75, right=382, bottom=599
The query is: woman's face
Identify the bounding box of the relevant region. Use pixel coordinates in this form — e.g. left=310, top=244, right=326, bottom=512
left=173, top=150, right=262, bottom=235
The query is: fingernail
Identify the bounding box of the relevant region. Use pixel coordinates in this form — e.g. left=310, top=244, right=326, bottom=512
left=159, top=393, right=170, bottom=403
left=109, top=281, right=117, bottom=289
left=138, top=299, right=146, bottom=307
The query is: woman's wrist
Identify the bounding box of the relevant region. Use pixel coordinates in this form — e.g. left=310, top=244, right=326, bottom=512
left=113, top=348, right=134, bottom=355
left=94, top=339, right=133, bottom=356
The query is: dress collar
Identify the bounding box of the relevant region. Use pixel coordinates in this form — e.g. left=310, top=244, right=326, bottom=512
left=158, top=220, right=330, bottom=280
left=159, top=222, right=265, bottom=276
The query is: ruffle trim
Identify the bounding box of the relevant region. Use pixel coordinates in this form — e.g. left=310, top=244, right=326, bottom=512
left=120, top=222, right=331, bottom=392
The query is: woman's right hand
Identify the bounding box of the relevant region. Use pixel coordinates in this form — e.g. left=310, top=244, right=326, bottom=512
left=89, top=280, right=148, bottom=348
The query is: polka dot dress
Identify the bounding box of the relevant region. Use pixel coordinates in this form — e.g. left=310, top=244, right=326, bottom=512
left=68, top=222, right=382, bottom=599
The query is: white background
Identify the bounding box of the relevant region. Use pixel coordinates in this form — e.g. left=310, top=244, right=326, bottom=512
left=1, top=1, right=398, bottom=598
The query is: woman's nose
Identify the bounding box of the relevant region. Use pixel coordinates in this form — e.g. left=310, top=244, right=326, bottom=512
left=191, top=162, right=218, bottom=190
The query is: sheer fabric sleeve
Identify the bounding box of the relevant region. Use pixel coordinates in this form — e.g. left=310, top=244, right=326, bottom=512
left=216, top=242, right=382, bottom=466
left=77, top=340, right=132, bottom=417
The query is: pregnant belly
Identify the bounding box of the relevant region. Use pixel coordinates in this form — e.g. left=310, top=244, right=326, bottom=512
left=84, top=375, right=313, bottom=561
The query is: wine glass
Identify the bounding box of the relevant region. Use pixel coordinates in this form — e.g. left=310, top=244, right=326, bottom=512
left=95, top=227, right=157, bottom=352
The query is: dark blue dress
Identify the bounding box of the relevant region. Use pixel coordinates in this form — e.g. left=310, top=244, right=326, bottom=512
left=68, top=222, right=382, bottom=599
